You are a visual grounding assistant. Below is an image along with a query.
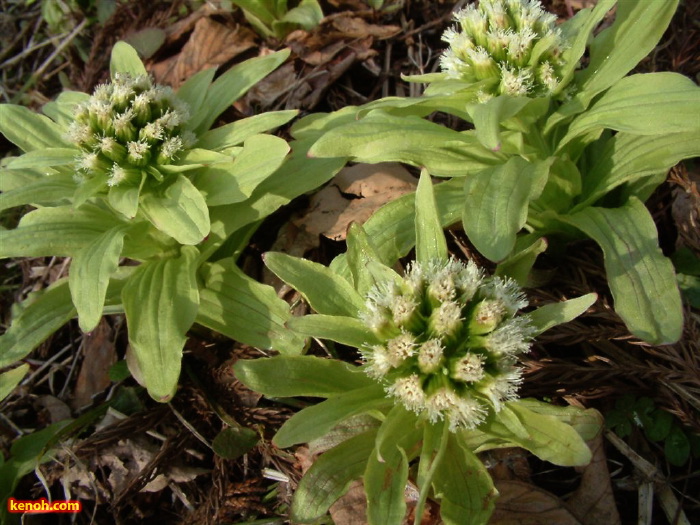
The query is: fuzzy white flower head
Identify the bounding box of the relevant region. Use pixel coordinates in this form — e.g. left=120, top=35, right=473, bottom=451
left=440, top=0, right=570, bottom=99
left=361, top=257, right=534, bottom=432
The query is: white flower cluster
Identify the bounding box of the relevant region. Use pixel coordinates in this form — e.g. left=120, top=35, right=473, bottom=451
left=440, top=0, right=569, bottom=101
left=67, top=73, right=195, bottom=187
left=361, top=259, right=535, bottom=432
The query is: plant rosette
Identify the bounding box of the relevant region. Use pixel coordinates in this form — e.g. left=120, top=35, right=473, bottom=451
left=235, top=172, right=602, bottom=525
left=0, top=42, right=316, bottom=401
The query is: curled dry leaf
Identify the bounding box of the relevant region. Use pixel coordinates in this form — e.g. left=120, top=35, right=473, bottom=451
left=293, top=162, right=417, bottom=242
left=151, top=17, right=257, bottom=87
left=72, top=318, right=117, bottom=410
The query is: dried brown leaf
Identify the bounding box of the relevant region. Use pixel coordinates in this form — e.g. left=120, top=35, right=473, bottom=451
left=490, top=480, right=582, bottom=525
left=72, top=318, right=117, bottom=410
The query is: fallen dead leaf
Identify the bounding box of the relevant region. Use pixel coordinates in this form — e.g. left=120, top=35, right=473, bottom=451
left=292, top=162, right=417, bottom=242
left=565, top=434, right=621, bottom=525
left=72, top=318, right=117, bottom=410
left=151, top=17, right=257, bottom=87
left=490, top=480, right=583, bottom=525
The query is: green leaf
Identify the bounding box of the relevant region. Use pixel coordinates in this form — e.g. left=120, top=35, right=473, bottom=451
left=196, top=261, right=306, bottom=354
left=561, top=198, right=683, bottom=344
left=516, top=399, right=603, bottom=442
left=287, top=315, right=380, bottom=348
left=0, top=364, right=29, bottom=402
left=233, top=355, right=374, bottom=399
left=575, top=130, right=700, bottom=209
left=196, top=110, right=298, bottom=151
left=42, top=90, right=90, bottom=126
left=212, top=426, right=259, bottom=460
left=274, top=384, right=388, bottom=448
left=6, top=148, right=78, bottom=169
left=264, top=251, right=366, bottom=317
left=495, top=236, right=547, bottom=286
left=0, top=104, right=71, bottom=152
left=415, top=170, right=447, bottom=265
left=0, top=205, right=123, bottom=257
left=0, top=173, right=75, bottom=212
left=140, top=174, right=210, bottom=245
left=432, top=433, right=497, bottom=525
left=560, top=73, right=700, bottom=149
left=577, top=0, right=679, bottom=97
left=192, top=49, right=290, bottom=133
left=290, top=430, right=377, bottom=523
left=643, top=409, right=673, bottom=442
left=345, top=222, right=387, bottom=295
left=665, top=426, right=690, bottom=466
left=121, top=246, right=200, bottom=401
left=555, top=0, right=616, bottom=94
left=69, top=226, right=127, bottom=333
left=527, top=293, right=597, bottom=336
left=308, top=112, right=505, bottom=178
left=366, top=406, right=421, bottom=525
left=462, top=157, right=549, bottom=262
left=468, top=96, right=531, bottom=151
left=122, top=28, right=166, bottom=60
left=109, top=41, right=147, bottom=78
left=488, top=401, right=592, bottom=467
left=194, top=134, right=290, bottom=206
left=278, top=0, right=323, bottom=30
left=0, top=279, right=76, bottom=368
left=108, top=174, right=144, bottom=218
left=176, top=68, right=216, bottom=123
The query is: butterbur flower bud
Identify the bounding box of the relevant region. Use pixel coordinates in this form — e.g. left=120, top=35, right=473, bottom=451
left=440, top=0, right=570, bottom=99
left=66, top=72, right=196, bottom=193
left=360, top=258, right=535, bottom=431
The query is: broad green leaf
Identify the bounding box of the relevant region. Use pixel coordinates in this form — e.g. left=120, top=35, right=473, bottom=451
left=200, top=137, right=345, bottom=259
left=495, top=236, right=547, bottom=286
left=468, top=95, right=531, bottom=151
left=554, top=0, right=616, bottom=94
left=42, top=90, right=90, bottom=126
left=415, top=170, right=447, bottom=265
left=367, top=406, right=421, bottom=525
left=6, top=148, right=78, bottom=169
left=560, top=73, right=700, bottom=149
left=176, top=68, right=216, bottom=123
left=211, top=426, right=259, bottom=460
left=277, top=0, right=323, bottom=31
left=345, top=222, right=385, bottom=295
left=140, top=174, right=210, bottom=245
left=0, top=279, right=76, bottom=368
left=69, top=226, right=127, bottom=333
left=196, top=261, right=306, bottom=354
left=290, top=430, right=377, bottom=523
left=0, top=104, right=71, bottom=152
left=577, top=0, right=679, bottom=97
left=264, top=251, right=366, bottom=317
left=462, top=158, right=549, bottom=262
left=275, top=384, right=388, bottom=448
left=664, top=426, right=690, bottom=466
left=122, top=28, right=166, bottom=59
left=196, top=134, right=289, bottom=205
left=0, top=173, right=75, bottom=212
left=109, top=41, right=147, bottom=78
left=0, top=167, right=45, bottom=191
left=530, top=159, right=581, bottom=214
left=233, top=355, right=374, bottom=399
left=0, top=364, right=29, bottom=402
left=121, top=246, right=200, bottom=401
left=308, top=112, right=505, bottom=177
left=73, top=173, right=109, bottom=207
left=432, top=433, right=497, bottom=525
left=0, top=205, right=123, bottom=257
left=286, top=315, right=381, bottom=348
left=108, top=174, right=144, bottom=218
left=575, top=130, right=700, bottom=209
left=516, top=399, right=603, bottom=442
left=192, top=49, right=290, bottom=133
left=487, top=401, right=592, bottom=466
left=526, top=293, right=598, bottom=336
left=561, top=198, right=683, bottom=344
left=196, top=110, right=298, bottom=151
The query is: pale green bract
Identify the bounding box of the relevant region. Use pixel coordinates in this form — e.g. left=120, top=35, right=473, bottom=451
left=0, top=42, right=342, bottom=401
left=235, top=172, right=601, bottom=525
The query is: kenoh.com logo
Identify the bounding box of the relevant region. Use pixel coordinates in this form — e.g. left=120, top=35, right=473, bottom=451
left=7, top=498, right=82, bottom=514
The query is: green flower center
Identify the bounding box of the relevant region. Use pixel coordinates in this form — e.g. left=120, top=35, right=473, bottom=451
left=361, top=258, right=534, bottom=431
